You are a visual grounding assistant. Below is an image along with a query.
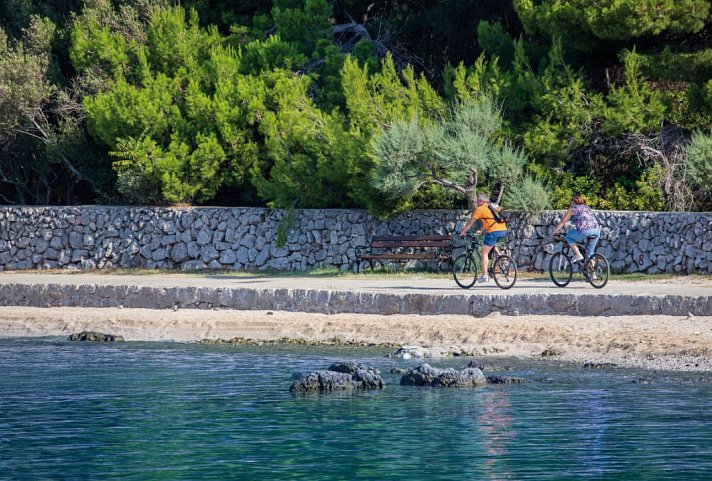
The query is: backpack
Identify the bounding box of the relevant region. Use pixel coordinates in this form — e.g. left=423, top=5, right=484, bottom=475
left=488, top=202, right=509, bottom=224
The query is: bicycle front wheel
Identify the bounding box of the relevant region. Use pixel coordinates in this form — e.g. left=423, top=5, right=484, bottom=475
left=452, top=254, right=478, bottom=289
left=549, top=252, right=572, bottom=287
left=586, top=253, right=610, bottom=289
left=492, top=255, right=517, bottom=289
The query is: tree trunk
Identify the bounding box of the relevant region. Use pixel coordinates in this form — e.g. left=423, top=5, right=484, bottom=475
left=465, top=171, right=477, bottom=211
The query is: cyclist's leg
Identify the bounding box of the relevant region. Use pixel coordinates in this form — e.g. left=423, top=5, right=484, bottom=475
left=565, top=229, right=585, bottom=258
left=481, top=244, right=492, bottom=276
left=582, top=228, right=601, bottom=257
left=582, top=228, right=601, bottom=270
left=482, top=230, right=506, bottom=277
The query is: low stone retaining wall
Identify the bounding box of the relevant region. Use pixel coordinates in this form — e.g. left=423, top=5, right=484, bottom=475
left=1, top=282, right=710, bottom=316
left=0, top=206, right=710, bottom=273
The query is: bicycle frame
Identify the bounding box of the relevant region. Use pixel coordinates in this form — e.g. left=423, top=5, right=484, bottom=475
left=551, top=237, right=596, bottom=272
left=548, top=234, right=609, bottom=288
left=452, top=233, right=517, bottom=289
left=459, top=237, right=500, bottom=270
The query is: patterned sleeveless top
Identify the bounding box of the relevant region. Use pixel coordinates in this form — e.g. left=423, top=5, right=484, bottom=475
left=571, top=204, right=599, bottom=231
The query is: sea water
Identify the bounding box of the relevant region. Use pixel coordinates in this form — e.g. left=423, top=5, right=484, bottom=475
left=1, top=338, right=711, bottom=480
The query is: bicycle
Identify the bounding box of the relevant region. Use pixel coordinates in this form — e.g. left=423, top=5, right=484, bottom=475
left=547, top=233, right=609, bottom=289
left=452, top=233, right=518, bottom=289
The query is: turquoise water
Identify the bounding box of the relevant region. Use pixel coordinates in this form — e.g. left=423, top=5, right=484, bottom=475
left=1, top=339, right=711, bottom=480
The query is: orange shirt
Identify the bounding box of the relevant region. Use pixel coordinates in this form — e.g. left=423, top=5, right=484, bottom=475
left=471, top=204, right=507, bottom=233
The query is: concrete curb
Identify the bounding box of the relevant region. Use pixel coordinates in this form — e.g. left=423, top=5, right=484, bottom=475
left=1, top=282, right=710, bottom=317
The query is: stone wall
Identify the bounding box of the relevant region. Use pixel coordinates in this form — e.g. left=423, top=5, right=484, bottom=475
left=0, top=206, right=710, bottom=273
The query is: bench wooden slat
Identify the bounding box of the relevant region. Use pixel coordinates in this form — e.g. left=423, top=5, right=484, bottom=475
left=360, top=253, right=445, bottom=260
left=356, top=234, right=453, bottom=266
left=371, top=235, right=450, bottom=242
left=371, top=240, right=451, bottom=248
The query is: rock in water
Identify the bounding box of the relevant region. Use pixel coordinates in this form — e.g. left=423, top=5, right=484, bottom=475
left=68, top=331, right=125, bottom=342
left=467, top=360, right=513, bottom=372
left=486, top=375, right=526, bottom=384
left=289, top=371, right=356, bottom=392
left=400, top=363, right=487, bottom=388
left=328, top=361, right=379, bottom=375
left=290, top=362, right=386, bottom=392
left=352, top=368, right=385, bottom=389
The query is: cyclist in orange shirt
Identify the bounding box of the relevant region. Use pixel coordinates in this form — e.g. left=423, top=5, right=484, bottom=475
left=458, top=193, right=508, bottom=283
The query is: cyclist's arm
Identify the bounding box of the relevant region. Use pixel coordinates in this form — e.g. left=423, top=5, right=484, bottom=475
left=553, top=207, right=573, bottom=235
left=459, top=212, right=480, bottom=236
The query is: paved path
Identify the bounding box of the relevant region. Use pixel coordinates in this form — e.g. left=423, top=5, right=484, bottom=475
left=0, top=272, right=710, bottom=316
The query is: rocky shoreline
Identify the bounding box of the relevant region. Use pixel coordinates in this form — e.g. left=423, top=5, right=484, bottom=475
left=2, top=305, right=710, bottom=372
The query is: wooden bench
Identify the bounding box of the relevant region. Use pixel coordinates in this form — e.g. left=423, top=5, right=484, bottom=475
left=353, top=235, right=453, bottom=272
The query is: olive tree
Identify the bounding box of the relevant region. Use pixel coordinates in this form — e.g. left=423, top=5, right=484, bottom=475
left=371, top=95, right=549, bottom=211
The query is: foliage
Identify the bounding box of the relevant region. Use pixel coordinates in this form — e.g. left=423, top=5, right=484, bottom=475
left=603, top=167, right=665, bottom=212
left=78, top=5, right=264, bottom=205
left=0, top=17, right=103, bottom=204
left=477, top=21, right=514, bottom=68
left=514, top=0, right=710, bottom=51
left=371, top=95, right=543, bottom=210
left=550, top=169, right=665, bottom=211
left=251, top=70, right=358, bottom=208
left=660, top=89, right=712, bottom=133
left=635, top=47, right=712, bottom=85
left=550, top=173, right=603, bottom=209
left=271, top=0, right=332, bottom=58
left=1, top=0, right=711, bottom=213
left=688, top=80, right=712, bottom=117
left=686, top=132, right=712, bottom=205
left=513, top=40, right=601, bottom=168
left=600, top=50, right=665, bottom=137
left=339, top=53, right=447, bottom=215
left=503, top=175, right=550, bottom=212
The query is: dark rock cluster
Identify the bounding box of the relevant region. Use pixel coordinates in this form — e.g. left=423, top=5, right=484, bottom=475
left=68, top=331, right=124, bottom=342
left=399, top=363, right=487, bottom=388
left=290, top=362, right=384, bottom=392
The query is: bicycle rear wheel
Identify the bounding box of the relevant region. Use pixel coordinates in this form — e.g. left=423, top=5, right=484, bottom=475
left=452, top=253, right=477, bottom=289
left=492, top=254, right=517, bottom=289
left=549, top=252, right=572, bottom=287
left=586, top=253, right=609, bottom=289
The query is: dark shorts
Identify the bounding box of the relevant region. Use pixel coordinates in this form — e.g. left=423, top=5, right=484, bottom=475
left=483, top=230, right=507, bottom=247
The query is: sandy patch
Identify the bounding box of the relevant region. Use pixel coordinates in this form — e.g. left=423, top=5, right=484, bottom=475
left=1, top=306, right=711, bottom=371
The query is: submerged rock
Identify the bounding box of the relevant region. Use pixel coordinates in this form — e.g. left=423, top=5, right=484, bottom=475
left=68, top=331, right=124, bottom=342
left=400, top=363, right=487, bottom=388
left=486, top=375, right=526, bottom=385
left=582, top=362, right=618, bottom=369
left=467, top=360, right=513, bottom=372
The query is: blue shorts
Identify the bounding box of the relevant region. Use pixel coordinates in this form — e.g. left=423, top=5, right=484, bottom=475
left=565, top=228, right=600, bottom=257
left=483, top=230, right=507, bottom=247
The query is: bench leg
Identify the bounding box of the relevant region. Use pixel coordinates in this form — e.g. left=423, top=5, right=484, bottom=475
left=437, top=258, right=453, bottom=274
left=351, top=259, right=383, bottom=273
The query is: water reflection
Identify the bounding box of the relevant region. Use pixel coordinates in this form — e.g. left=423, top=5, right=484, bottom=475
left=477, top=388, right=514, bottom=480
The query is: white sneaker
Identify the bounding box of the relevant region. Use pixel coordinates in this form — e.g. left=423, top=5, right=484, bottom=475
left=572, top=254, right=584, bottom=263
left=477, top=275, right=489, bottom=283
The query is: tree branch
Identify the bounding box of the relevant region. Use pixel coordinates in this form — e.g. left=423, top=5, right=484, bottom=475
left=428, top=166, right=466, bottom=196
